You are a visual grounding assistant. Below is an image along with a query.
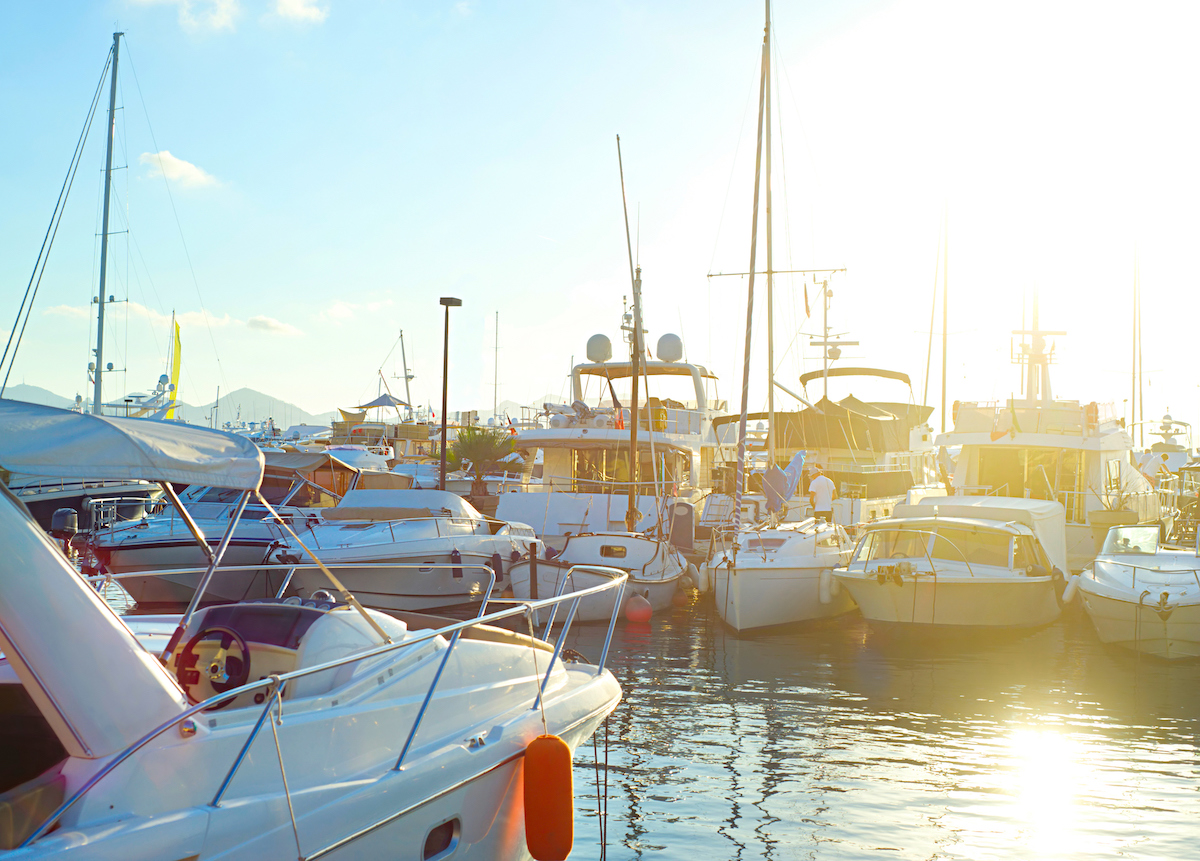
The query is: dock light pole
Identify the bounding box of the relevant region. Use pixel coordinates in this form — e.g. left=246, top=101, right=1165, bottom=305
left=439, top=297, right=462, bottom=491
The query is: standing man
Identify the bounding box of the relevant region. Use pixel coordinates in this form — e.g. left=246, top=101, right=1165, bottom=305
left=808, top=465, right=837, bottom=524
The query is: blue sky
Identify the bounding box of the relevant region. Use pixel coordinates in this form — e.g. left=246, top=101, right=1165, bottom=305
left=3, top=1, right=1198, bottom=439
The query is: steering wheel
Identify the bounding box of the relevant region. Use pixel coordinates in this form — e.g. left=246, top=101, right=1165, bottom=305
left=889, top=551, right=909, bottom=559
left=176, top=625, right=251, bottom=710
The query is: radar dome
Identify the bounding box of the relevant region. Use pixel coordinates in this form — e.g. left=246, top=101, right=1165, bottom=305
left=587, top=334, right=613, bottom=363
left=656, top=333, right=684, bottom=363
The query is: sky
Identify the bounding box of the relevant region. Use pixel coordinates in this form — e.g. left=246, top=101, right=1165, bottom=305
left=2, top=0, right=1198, bottom=445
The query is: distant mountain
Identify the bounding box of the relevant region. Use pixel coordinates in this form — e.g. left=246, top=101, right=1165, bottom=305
left=182, top=388, right=336, bottom=427
left=491, top=395, right=567, bottom=419
left=1, top=383, right=335, bottom=428
left=2, top=384, right=78, bottom=409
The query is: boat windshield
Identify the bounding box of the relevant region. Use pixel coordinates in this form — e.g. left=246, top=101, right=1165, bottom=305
left=931, top=527, right=1011, bottom=567
left=855, top=529, right=929, bottom=562
left=1101, top=525, right=1160, bottom=555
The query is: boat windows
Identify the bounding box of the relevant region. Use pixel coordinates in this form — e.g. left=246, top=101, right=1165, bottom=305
left=197, top=487, right=245, bottom=504
left=600, top=545, right=628, bottom=558
left=931, top=528, right=1010, bottom=567
left=1013, top=536, right=1052, bottom=572
left=1101, top=525, right=1160, bottom=555
left=857, top=529, right=928, bottom=562
left=423, top=817, right=461, bottom=859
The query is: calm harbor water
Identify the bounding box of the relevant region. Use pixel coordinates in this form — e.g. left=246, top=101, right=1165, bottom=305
left=99, top=578, right=1199, bottom=860
left=564, top=601, right=1200, bottom=861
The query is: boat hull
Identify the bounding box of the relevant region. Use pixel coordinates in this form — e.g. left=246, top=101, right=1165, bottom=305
left=835, top=572, right=1061, bottom=629
left=508, top=558, right=681, bottom=622
left=710, top=561, right=855, bottom=632
left=98, top=540, right=281, bottom=607
left=1080, top=590, right=1200, bottom=659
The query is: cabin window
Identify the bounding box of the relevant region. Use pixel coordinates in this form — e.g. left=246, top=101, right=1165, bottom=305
left=1101, top=525, right=1159, bottom=555
left=423, top=817, right=460, bottom=859
left=931, top=528, right=1011, bottom=567
left=599, top=545, right=627, bottom=559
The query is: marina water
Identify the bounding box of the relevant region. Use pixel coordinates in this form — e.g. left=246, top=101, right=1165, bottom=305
left=564, top=603, right=1200, bottom=860
left=100, top=584, right=1199, bottom=859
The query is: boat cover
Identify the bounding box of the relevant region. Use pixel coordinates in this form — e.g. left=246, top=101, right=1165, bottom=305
left=893, top=496, right=1068, bottom=573
left=0, top=400, right=263, bottom=490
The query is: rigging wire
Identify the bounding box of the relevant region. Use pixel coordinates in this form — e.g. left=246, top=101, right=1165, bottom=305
left=123, top=39, right=230, bottom=394
left=1, top=47, right=113, bottom=396
left=922, top=227, right=943, bottom=407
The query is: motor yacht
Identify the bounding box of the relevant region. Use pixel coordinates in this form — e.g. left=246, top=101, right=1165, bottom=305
left=1076, top=524, right=1200, bottom=659
left=268, top=489, right=537, bottom=614
left=90, top=450, right=411, bottom=607
left=0, top=398, right=623, bottom=857
left=834, top=496, right=1068, bottom=631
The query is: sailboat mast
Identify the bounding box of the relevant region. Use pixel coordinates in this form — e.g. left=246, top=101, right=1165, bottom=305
left=1137, top=257, right=1143, bottom=447
left=764, top=0, right=775, bottom=469
left=616, top=135, right=641, bottom=532
left=92, top=31, right=122, bottom=415
left=493, top=311, right=499, bottom=420
left=733, top=14, right=771, bottom=533
left=941, top=210, right=948, bottom=433
left=399, top=330, right=413, bottom=418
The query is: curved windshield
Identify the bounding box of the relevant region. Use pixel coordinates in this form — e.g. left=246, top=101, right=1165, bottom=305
left=1101, top=525, right=1160, bottom=555
left=855, top=529, right=929, bottom=562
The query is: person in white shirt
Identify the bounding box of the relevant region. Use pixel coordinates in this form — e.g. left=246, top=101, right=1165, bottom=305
left=808, top=466, right=837, bottom=523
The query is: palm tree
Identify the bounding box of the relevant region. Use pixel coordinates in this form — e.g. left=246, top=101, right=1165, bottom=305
left=451, top=426, right=517, bottom=497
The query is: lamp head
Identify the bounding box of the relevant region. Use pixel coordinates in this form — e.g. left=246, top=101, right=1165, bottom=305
left=440, top=297, right=462, bottom=307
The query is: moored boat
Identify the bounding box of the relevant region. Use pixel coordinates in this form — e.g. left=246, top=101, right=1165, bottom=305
left=1077, top=524, right=1200, bottom=659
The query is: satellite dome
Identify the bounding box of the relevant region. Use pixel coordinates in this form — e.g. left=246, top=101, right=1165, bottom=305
left=587, top=334, right=613, bottom=363
left=656, top=333, right=684, bottom=363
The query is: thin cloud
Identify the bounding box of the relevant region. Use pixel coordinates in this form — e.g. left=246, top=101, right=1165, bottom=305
left=139, top=151, right=221, bottom=189
left=274, top=0, right=327, bottom=23
left=247, top=315, right=302, bottom=335
left=454, top=1, right=472, bottom=16
left=131, top=0, right=241, bottom=32
left=43, top=302, right=299, bottom=336
left=44, top=305, right=89, bottom=319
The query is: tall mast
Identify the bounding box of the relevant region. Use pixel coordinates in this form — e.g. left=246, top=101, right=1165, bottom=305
left=764, top=0, right=775, bottom=469
left=1137, top=256, right=1143, bottom=446
left=493, top=311, right=499, bottom=420
left=940, top=209, right=948, bottom=433
left=92, top=31, right=122, bottom=415
left=732, top=13, right=771, bottom=534
left=399, top=330, right=413, bottom=418
left=617, top=135, right=642, bottom=532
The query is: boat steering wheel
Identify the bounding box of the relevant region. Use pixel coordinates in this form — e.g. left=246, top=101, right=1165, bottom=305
left=176, top=625, right=251, bottom=710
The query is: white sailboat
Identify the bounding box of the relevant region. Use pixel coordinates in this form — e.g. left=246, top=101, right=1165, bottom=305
left=706, top=1, right=857, bottom=632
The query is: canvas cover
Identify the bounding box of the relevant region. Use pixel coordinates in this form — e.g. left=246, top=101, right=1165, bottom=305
left=892, top=496, right=1068, bottom=573
left=715, top=396, right=932, bottom=455
left=0, top=399, right=263, bottom=490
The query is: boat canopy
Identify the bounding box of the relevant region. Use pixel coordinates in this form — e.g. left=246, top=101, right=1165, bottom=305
left=0, top=399, right=263, bottom=490
left=714, top=396, right=930, bottom=454
left=892, top=496, right=1068, bottom=573
left=263, top=450, right=355, bottom=477
left=799, top=367, right=911, bottom=388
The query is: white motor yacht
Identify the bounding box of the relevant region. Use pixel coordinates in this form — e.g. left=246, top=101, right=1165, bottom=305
left=0, top=398, right=622, bottom=858
left=90, top=451, right=411, bottom=607
left=1077, top=524, right=1200, bottom=659
left=705, top=519, right=855, bottom=632
left=834, top=497, right=1068, bottom=631
left=268, top=489, right=536, bottom=614
left=508, top=531, right=690, bottom=622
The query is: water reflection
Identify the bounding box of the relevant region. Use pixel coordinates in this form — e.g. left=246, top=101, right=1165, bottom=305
left=567, top=602, right=1200, bottom=860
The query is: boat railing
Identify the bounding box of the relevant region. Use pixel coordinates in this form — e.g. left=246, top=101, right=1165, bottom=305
left=28, top=566, right=629, bottom=849
left=86, top=495, right=169, bottom=531
left=1100, top=560, right=1200, bottom=592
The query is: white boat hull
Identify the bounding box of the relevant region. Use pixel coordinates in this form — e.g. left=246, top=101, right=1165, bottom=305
left=835, top=572, right=1061, bottom=629
left=509, top=558, right=681, bottom=621
left=710, top=561, right=855, bottom=631
left=109, top=541, right=281, bottom=606
left=1080, top=589, right=1200, bottom=659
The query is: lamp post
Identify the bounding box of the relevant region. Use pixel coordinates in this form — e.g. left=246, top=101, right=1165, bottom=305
left=439, top=297, right=462, bottom=491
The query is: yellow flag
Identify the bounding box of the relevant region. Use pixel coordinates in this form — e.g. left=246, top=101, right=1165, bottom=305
left=166, top=319, right=182, bottom=420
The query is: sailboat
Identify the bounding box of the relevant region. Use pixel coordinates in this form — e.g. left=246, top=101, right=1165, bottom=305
left=507, top=139, right=690, bottom=620
left=704, top=1, right=856, bottom=632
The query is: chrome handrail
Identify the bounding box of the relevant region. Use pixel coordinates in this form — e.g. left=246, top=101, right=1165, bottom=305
left=22, top=567, right=628, bottom=847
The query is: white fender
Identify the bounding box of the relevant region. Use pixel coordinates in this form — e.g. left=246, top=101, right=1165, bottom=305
left=1062, top=573, right=1080, bottom=604
left=829, top=571, right=841, bottom=598
left=696, top=562, right=711, bottom=593
left=818, top=569, right=834, bottom=605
